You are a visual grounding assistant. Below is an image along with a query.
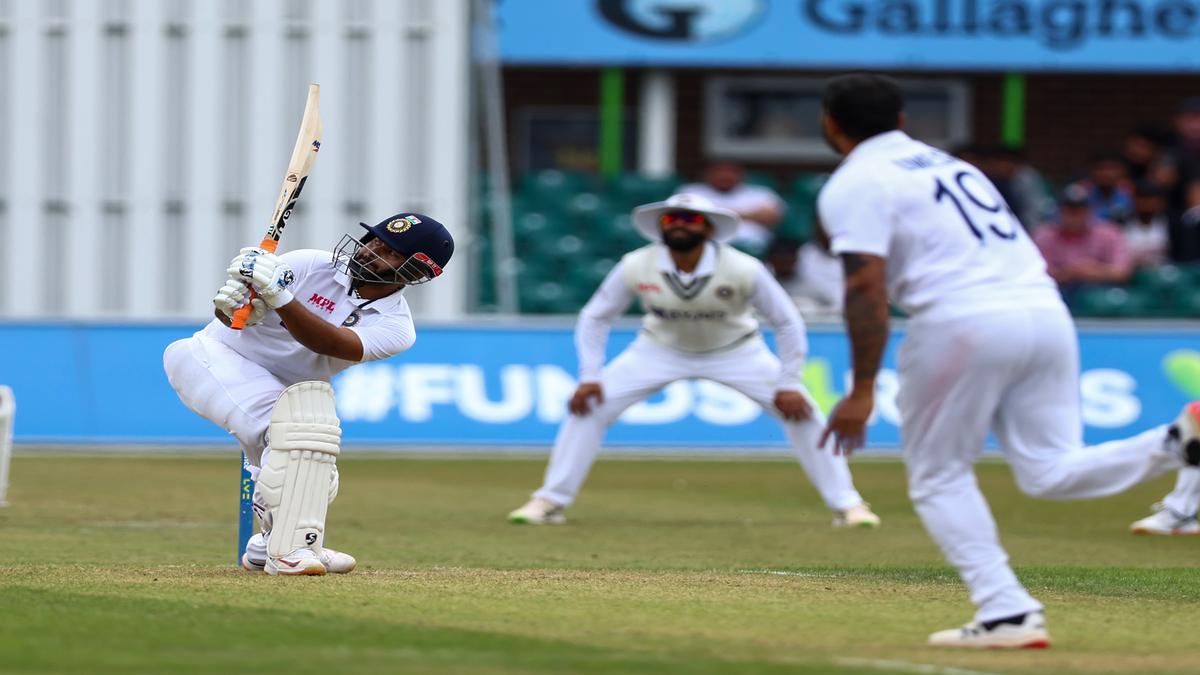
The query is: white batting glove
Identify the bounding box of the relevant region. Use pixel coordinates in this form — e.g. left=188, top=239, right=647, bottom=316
left=229, top=248, right=295, bottom=309
left=212, top=278, right=268, bottom=327
left=226, top=246, right=272, bottom=284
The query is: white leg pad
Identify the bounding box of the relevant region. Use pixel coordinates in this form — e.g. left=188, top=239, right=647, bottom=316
left=255, top=381, right=342, bottom=559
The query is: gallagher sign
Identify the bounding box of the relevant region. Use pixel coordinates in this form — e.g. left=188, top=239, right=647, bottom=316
left=498, top=0, right=1200, bottom=71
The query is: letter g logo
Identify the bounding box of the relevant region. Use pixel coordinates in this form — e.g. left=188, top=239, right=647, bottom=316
left=597, top=0, right=765, bottom=43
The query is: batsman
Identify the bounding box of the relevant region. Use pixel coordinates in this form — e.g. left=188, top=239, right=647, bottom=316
left=164, top=213, right=454, bottom=575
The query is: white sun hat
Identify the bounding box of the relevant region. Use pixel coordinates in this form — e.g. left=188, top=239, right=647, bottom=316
left=631, top=193, right=741, bottom=243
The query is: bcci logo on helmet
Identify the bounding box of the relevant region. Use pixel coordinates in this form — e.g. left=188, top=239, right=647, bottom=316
left=386, top=214, right=423, bottom=234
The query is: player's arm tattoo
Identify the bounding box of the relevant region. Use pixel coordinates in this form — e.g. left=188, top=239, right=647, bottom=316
left=840, top=252, right=890, bottom=392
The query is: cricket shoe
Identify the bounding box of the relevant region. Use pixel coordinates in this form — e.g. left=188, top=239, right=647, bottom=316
left=508, top=497, right=566, bottom=525
left=832, top=502, right=881, bottom=528
left=1173, top=402, right=1200, bottom=466
left=1130, top=503, right=1200, bottom=536
left=928, top=611, right=1051, bottom=649
left=242, top=533, right=357, bottom=574
left=265, top=548, right=326, bottom=576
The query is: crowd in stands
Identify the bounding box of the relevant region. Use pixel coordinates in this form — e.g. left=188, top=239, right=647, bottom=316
left=678, top=98, right=1200, bottom=319
left=479, top=99, right=1200, bottom=317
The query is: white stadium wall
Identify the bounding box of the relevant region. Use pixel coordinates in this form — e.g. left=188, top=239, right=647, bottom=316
left=0, top=0, right=470, bottom=320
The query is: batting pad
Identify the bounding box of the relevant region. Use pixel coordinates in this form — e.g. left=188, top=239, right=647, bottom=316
left=257, top=381, right=342, bottom=558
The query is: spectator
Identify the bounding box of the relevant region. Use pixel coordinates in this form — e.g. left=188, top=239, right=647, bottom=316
left=676, top=161, right=784, bottom=255
left=1167, top=98, right=1200, bottom=219
left=1034, top=183, right=1134, bottom=301
left=1080, top=151, right=1135, bottom=224
left=1124, top=181, right=1171, bottom=268
left=765, top=235, right=843, bottom=315
left=983, top=144, right=1054, bottom=230
left=1122, top=122, right=1176, bottom=188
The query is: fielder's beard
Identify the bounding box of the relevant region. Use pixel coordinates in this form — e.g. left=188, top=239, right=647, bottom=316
left=663, top=230, right=706, bottom=252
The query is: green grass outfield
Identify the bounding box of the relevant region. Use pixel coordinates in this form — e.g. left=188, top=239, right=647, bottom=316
left=1, top=454, right=1198, bottom=675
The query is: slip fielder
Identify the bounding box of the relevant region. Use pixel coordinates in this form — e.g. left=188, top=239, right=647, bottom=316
left=164, top=213, right=454, bottom=575
left=508, top=193, right=880, bottom=528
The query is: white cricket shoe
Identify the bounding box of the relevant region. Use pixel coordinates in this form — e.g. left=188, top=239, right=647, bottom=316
left=928, top=611, right=1051, bottom=649
left=832, top=502, right=881, bottom=528
left=1130, top=503, right=1200, bottom=536
left=265, top=548, right=326, bottom=576
left=508, top=497, right=566, bottom=525
left=242, top=533, right=357, bottom=574
left=1173, top=402, right=1200, bottom=466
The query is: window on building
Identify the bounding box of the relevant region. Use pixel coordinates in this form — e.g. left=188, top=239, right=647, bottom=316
left=514, top=106, right=637, bottom=174
left=705, top=76, right=970, bottom=161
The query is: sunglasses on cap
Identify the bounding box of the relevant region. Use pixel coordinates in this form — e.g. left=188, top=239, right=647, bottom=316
left=658, top=211, right=708, bottom=226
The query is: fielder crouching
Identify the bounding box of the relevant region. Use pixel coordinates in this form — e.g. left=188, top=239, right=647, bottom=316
left=164, top=213, right=454, bottom=575
left=509, top=194, right=880, bottom=528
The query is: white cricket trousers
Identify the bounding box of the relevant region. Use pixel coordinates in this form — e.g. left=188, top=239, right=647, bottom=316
left=163, top=335, right=286, bottom=470
left=1161, top=467, right=1200, bottom=518
left=900, top=305, right=1181, bottom=622
left=534, top=336, right=864, bottom=511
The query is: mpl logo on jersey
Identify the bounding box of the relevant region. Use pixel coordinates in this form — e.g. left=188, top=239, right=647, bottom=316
left=307, top=293, right=336, bottom=313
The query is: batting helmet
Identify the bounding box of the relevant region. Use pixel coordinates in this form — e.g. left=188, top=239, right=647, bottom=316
left=333, top=212, right=455, bottom=286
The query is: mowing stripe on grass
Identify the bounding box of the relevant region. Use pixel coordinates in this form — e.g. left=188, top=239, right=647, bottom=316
left=834, top=657, right=999, bottom=675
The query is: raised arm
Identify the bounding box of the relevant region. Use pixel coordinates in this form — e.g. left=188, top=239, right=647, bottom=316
left=275, top=301, right=366, bottom=361
left=233, top=248, right=367, bottom=361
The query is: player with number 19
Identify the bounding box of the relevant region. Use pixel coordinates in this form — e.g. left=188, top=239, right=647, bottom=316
left=816, top=73, right=1200, bottom=648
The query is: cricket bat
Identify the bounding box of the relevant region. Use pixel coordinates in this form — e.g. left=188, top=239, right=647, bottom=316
left=231, top=83, right=323, bottom=330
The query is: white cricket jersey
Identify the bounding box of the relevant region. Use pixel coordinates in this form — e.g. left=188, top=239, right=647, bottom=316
left=818, top=130, right=1062, bottom=321
left=199, top=249, right=416, bottom=385
left=575, top=242, right=809, bottom=390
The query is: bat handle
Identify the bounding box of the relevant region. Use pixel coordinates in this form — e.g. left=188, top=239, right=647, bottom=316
left=229, top=238, right=281, bottom=330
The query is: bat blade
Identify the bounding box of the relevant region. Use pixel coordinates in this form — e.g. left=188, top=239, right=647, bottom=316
left=231, top=84, right=322, bottom=330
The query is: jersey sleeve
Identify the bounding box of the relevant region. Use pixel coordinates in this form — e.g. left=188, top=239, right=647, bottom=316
left=279, top=249, right=326, bottom=283
left=349, top=308, right=416, bottom=362
left=749, top=264, right=809, bottom=390
left=576, top=261, right=635, bottom=382
left=818, top=172, right=894, bottom=258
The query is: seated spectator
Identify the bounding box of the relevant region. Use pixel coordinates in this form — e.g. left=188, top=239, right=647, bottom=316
left=676, top=161, right=784, bottom=256
left=1166, top=98, right=1200, bottom=218
left=765, top=233, right=844, bottom=315
left=1080, top=151, right=1135, bottom=224
left=983, top=144, right=1054, bottom=230
left=1122, top=122, right=1177, bottom=188
left=1124, top=181, right=1172, bottom=268
left=1034, top=184, right=1134, bottom=301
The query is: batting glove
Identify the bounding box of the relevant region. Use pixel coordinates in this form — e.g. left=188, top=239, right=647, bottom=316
left=230, top=248, right=295, bottom=309
left=212, top=277, right=268, bottom=327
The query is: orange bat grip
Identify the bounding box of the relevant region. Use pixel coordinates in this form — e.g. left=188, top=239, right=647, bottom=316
left=229, top=238, right=281, bottom=330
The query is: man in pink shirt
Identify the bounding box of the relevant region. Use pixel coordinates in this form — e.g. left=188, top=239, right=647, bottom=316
left=1034, top=183, right=1134, bottom=298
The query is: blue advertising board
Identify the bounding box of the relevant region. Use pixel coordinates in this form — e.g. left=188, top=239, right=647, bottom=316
left=1, top=321, right=1198, bottom=452
left=498, top=0, right=1200, bottom=72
